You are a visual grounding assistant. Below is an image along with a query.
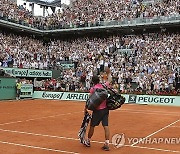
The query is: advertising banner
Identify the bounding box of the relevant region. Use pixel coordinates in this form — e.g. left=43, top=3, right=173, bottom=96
left=20, top=84, right=33, bottom=98
left=0, top=67, right=52, bottom=78
left=33, top=91, right=180, bottom=107
left=33, top=91, right=89, bottom=101
left=126, top=94, right=180, bottom=106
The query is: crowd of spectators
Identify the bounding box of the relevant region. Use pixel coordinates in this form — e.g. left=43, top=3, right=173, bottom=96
left=0, top=0, right=179, bottom=96
left=1, top=31, right=178, bottom=95
left=19, top=78, right=33, bottom=84
left=0, top=33, right=62, bottom=70
left=0, top=0, right=179, bottom=30
left=50, top=32, right=180, bottom=95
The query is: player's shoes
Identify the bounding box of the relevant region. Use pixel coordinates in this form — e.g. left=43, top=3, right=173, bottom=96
left=83, top=139, right=91, bottom=147
left=101, top=144, right=110, bottom=151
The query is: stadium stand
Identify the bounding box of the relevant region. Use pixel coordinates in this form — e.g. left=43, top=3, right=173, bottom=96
left=0, top=0, right=179, bottom=30
left=0, top=0, right=179, bottom=95
left=1, top=31, right=179, bottom=95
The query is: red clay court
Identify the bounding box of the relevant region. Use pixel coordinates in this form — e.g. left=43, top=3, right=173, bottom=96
left=0, top=99, right=179, bottom=154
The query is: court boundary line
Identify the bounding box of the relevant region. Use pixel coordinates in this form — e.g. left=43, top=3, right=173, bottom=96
left=0, top=109, right=179, bottom=127
left=0, top=111, right=83, bottom=126
left=114, top=110, right=180, bottom=116
left=170, top=126, right=180, bottom=128
left=0, top=128, right=180, bottom=153
left=131, top=119, right=180, bottom=146
left=1, top=108, right=179, bottom=128
left=0, top=128, right=80, bottom=141
left=119, top=109, right=180, bottom=115
left=0, top=140, right=79, bottom=154
left=131, top=145, right=180, bottom=153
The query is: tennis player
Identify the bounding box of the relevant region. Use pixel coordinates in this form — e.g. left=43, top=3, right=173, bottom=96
left=84, top=75, right=110, bottom=151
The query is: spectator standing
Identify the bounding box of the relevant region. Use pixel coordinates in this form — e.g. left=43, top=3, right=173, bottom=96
left=16, top=79, right=22, bottom=100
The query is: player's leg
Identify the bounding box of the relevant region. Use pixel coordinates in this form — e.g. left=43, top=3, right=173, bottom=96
left=102, top=109, right=110, bottom=151
left=84, top=111, right=101, bottom=147
left=16, top=89, right=19, bottom=100
left=104, top=126, right=110, bottom=144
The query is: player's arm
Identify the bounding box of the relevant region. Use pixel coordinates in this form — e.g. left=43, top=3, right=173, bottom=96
left=84, top=93, right=92, bottom=115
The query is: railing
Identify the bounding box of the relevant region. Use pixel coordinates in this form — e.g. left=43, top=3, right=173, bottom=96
left=88, top=15, right=180, bottom=28
left=0, top=15, right=179, bottom=33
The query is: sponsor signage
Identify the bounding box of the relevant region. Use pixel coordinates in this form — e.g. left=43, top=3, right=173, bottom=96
left=33, top=91, right=89, bottom=101
left=127, top=94, right=179, bottom=106
left=20, top=84, right=33, bottom=98
left=0, top=67, right=52, bottom=78
left=33, top=91, right=180, bottom=106
left=127, top=95, right=137, bottom=103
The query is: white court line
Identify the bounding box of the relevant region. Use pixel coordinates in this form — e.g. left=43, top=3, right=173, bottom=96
left=0, top=140, right=79, bottom=154
left=0, top=128, right=179, bottom=153
left=120, top=109, right=180, bottom=115
left=0, top=128, right=80, bottom=141
left=131, top=119, right=180, bottom=146
left=131, top=145, right=180, bottom=153
left=170, top=126, right=180, bottom=128
left=1, top=109, right=178, bottom=127
left=114, top=110, right=180, bottom=116
left=0, top=111, right=83, bottom=126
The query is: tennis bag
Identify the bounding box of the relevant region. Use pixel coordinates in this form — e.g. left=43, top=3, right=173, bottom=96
left=102, top=84, right=125, bottom=110
left=86, top=88, right=108, bottom=111
left=106, top=94, right=125, bottom=110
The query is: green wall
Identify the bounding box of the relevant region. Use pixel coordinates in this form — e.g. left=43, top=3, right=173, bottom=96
left=0, top=78, right=16, bottom=100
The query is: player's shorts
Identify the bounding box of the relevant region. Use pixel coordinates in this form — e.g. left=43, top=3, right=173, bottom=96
left=16, top=89, right=21, bottom=95
left=90, top=108, right=109, bottom=127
